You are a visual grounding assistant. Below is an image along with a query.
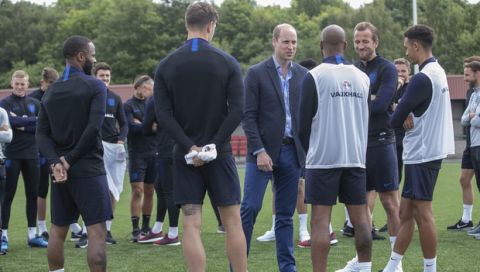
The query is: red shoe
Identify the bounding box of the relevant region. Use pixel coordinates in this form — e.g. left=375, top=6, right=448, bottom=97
left=297, top=239, right=311, bottom=248
left=330, top=232, right=338, bottom=245
left=137, top=231, right=163, bottom=244
left=297, top=232, right=338, bottom=248
left=153, top=234, right=181, bottom=246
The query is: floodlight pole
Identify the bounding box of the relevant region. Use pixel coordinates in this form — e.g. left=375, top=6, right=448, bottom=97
left=413, top=0, right=419, bottom=73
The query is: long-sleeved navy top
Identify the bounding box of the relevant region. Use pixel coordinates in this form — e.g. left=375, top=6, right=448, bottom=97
left=390, top=58, right=435, bottom=130
left=355, top=55, right=398, bottom=146
left=464, top=87, right=475, bottom=148
left=154, top=38, right=244, bottom=160
left=124, top=96, right=156, bottom=157
left=393, top=83, right=408, bottom=145
left=102, top=89, right=128, bottom=144
left=143, top=97, right=174, bottom=158
left=36, top=66, right=107, bottom=178
left=0, top=94, right=40, bottom=159
left=29, top=88, right=45, bottom=102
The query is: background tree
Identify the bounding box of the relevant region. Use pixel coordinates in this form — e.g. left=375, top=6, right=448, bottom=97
left=1, top=0, right=480, bottom=88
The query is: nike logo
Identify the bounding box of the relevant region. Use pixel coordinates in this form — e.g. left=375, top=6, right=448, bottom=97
left=384, top=182, right=393, bottom=188
left=426, top=264, right=433, bottom=267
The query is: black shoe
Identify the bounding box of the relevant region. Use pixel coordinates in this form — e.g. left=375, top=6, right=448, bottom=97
left=341, top=225, right=355, bottom=237
left=447, top=219, right=473, bottom=231
left=140, top=228, right=150, bottom=236
left=41, top=231, right=49, bottom=241
left=131, top=229, right=141, bottom=242
left=70, top=230, right=83, bottom=241
left=75, top=233, right=88, bottom=248
left=379, top=224, right=388, bottom=233
left=371, top=229, right=385, bottom=240
left=106, top=231, right=117, bottom=245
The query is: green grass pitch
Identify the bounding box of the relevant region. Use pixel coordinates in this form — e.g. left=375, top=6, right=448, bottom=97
left=2, top=162, right=480, bottom=271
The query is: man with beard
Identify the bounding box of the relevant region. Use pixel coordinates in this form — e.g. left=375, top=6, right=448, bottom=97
left=36, top=35, right=112, bottom=272
left=340, top=22, right=400, bottom=272
left=447, top=56, right=480, bottom=233
left=460, top=60, right=480, bottom=238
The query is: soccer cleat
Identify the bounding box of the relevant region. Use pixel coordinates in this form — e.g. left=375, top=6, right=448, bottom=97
left=372, top=229, right=386, bottom=240
left=106, top=231, right=117, bottom=245
left=299, top=230, right=310, bottom=242
left=28, top=235, right=48, bottom=248
left=153, top=234, right=181, bottom=246
left=137, top=230, right=163, bottom=243
left=256, top=230, right=275, bottom=242
left=1, top=236, right=8, bottom=252
left=41, top=231, right=49, bottom=241
left=75, top=234, right=88, bottom=248
left=216, top=225, right=225, bottom=234
left=447, top=219, right=473, bottom=231
left=341, top=224, right=355, bottom=237
left=131, top=229, right=141, bottom=243
left=330, top=232, right=339, bottom=245
left=70, top=230, right=83, bottom=241
left=379, top=224, right=388, bottom=233
left=467, top=223, right=480, bottom=236
left=297, top=239, right=311, bottom=248
left=335, top=257, right=358, bottom=272
left=140, top=227, right=151, bottom=236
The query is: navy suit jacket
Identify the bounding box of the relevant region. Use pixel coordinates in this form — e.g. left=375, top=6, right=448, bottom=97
left=242, top=57, right=307, bottom=167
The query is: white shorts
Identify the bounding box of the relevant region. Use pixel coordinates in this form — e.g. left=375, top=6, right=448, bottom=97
left=102, top=141, right=127, bottom=202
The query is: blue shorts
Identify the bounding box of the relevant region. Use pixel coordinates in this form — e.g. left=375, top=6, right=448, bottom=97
left=366, top=143, right=399, bottom=192
left=129, top=154, right=157, bottom=184
left=461, top=148, right=473, bottom=170
left=305, top=168, right=367, bottom=205
left=51, top=175, right=113, bottom=226
left=402, top=160, right=442, bottom=201
left=173, top=155, right=241, bottom=207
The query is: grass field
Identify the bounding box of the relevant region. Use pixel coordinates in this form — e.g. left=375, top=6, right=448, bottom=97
left=2, top=162, right=480, bottom=271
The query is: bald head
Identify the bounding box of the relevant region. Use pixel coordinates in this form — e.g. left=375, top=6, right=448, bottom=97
left=320, top=24, right=347, bottom=57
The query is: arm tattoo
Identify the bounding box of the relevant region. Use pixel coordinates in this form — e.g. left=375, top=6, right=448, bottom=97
left=182, top=204, right=202, bottom=216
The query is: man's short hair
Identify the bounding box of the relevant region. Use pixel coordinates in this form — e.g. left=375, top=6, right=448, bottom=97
left=394, top=58, right=411, bottom=68
left=63, top=35, right=92, bottom=59
left=12, top=70, right=29, bottom=80
left=272, top=23, right=295, bottom=41
left=465, top=61, right=480, bottom=73
left=404, top=25, right=434, bottom=49
left=354, top=22, right=379, bottom=42
left=185, top=2, right=218, bottom=30
left=299, top=59, right=317, bottom=70
left=464, top=56, right=480, bottom=64
left=133, top=75, right=153, bottom=89
left=41, top=67, right=59, bottom=83
left=92, top=62, right=112, bottom=77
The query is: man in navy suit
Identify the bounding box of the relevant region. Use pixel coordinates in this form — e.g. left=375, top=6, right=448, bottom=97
left=240, top=23, right=307, bottom=272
